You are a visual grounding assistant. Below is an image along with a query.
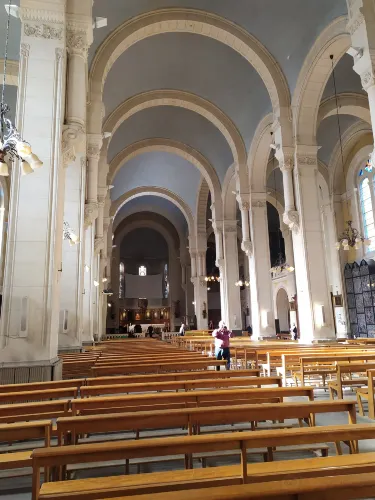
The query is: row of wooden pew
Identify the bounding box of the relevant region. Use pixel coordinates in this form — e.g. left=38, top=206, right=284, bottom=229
left=2, top=338, right=375, bottom=499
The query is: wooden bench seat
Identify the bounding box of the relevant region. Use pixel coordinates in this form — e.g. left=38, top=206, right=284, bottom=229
left=328, top=363, right=375, bottom=399
left=92, top=360, right=227, bottom=377
left=0, top=380, right=83, bottom=393
left=0, top=400, right=70, bottom=424
left=0, top=420, right=51, bottom=475
left=80, top=376, right=282, bottom=397
left=85, top=472, right=375, bottom=500
left=32, top=424, right=375, bottom=500
left=57, top=400, right=355, bottom=447
left=72, top=387, right=314, bottom=415
left=85, top=369, right=260, bottom=386
left=0, top=388, right=78, bottom=404
left=356, top=368, right=375, bottom=418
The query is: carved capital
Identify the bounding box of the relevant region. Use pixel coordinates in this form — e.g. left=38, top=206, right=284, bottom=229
left=361, top=69, right=375, bottom=91
left=62, top=124, right=85, bottom=166
left=87, top=134, right=103, bottom=160
left=94, top=237, right=104, bottom=255
left=240, top=201, right=250, bottom=211
left=283, top=210, right=300, bottom=233
left=84, top=202, right=98, bottom=228
left=279, top=154, right=294, bottom=172
left=66, top=26, right=89, bottom=58
left=241, top=240, right=253, bottom=256
left=24, top=23, right=63, bottom=40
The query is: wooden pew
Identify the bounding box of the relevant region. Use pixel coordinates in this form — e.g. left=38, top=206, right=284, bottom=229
left=91, top=359, right=227, bottom=377
left=85, top=369, right=261, bottom=386
left=0, top=387, right=78, bottom=404
left=356, top=369, right=375, bottom=419
left=32, top=424, right=375, bottom=500
left=87, top=472, right=375, bottom=500
left=328, top=362, right=375, bottom=399
left=0, top=379, right=83, bottom=393
left=0, top=400, right=70, bottom=424
left=57, top=400, right=355, bottom=448
left=0, top=420, right=51, bottom=474
left=71, top=387, right=314, bottom=415
left=80, top=376, right=282, bottom=398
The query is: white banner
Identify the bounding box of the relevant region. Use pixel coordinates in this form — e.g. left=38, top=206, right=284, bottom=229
left=125, top=273, right=163, bottom=299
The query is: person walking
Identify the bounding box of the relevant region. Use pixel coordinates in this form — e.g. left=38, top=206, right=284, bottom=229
left=179, top=323, right=186, bottom=336
left=212, top=320, right=232, bottom=370
left=291, top=323, right=298, bottom=341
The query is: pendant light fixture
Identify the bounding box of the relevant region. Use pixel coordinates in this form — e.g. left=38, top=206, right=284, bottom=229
left=0, top=1, right=43, bottom=176
left=330, top=54, right=370, bottom=251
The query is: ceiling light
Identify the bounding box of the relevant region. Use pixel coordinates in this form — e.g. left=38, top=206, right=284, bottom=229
left=102, top=277, right=108, bottom=283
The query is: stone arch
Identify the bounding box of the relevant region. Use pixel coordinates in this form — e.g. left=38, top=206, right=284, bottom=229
left=222, top=165, right=238, bottom=221
left=109, top=138, right=223, bottom=220
left=318, top=93, right=371, bottom=126
left=292, top=16, right=350, bottom=145
left=103, top=89, right=247, bottom=189
left=110, top=186, right=196, bottom=249
left=196, top=178, right=211, bottom=235
left=89, top=8, right=290, bottom=116
left=248, top=113, right=273, bottom=193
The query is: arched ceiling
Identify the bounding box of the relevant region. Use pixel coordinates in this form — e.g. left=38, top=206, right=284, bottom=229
left=114, top=195, right=188, bottom=238
left=92, top=0, right=347, bottom=93
left=119, top=227, right=168, bottom=260
left=111, top=151, right=202, bottom=213
left=103, top=32, right=271, bottom=150
left=108, top=106, right=233, bottom=184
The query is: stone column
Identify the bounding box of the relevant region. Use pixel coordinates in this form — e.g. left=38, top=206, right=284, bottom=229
left=280, top=223, right=295, bottom=269
left=248, top=194, right=276, bottom=339
left=238, top=196, right=252, bottom=256
left=85, top=135, right=102, bottom=227
left=0, top=0, right=66, bottom=379
left=292, top=148, right=335, bottom=341
left=347, top=0, right=375, bottom=156
left=222, top=220, right=242, bottom=333
left=190, top=251, right=208, bottom=330
left=212, top=220, right=227, bottom=324
left=81, top=226, right=94, bottom=343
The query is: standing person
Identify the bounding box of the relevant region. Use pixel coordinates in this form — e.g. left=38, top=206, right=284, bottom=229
left=179, top=323, right=186, bottom=336
left=147, top=325, right=154, bottom=337
left=212, top=320, right=232, bottom=370
left=291, top=323, right=298, bottom=341
left=209, top=320, right=214, bottom=330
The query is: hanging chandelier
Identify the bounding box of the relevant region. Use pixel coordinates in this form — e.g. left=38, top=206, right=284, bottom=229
left=204, top=275, right=221, bottom=283
left=336, top=220, right=370, bottom=250
left=0, top=1, right=42, bottom=176
left=329, top=55, right=368, bottom=252
left=235, top=278, right=250, bottom=287
left=63, top=221, right=79, bottom=246
left=270, top=253, right=294, bottom=275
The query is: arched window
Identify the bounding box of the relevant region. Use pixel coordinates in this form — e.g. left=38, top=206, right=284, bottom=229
left=358, top=169, right=375, bottom=252
left=139, top=265, right=147, bottom=276
left=119, top=262, right=125, bottom=298
left=164, top=263, right=169, bottom=299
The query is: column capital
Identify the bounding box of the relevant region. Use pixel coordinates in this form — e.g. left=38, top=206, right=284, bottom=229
left=276, top=147, right=295, bottom=172
left=241, top=240, right=253, bottom=256
left=84, top=202, right=98, bottom=228
left=251, top=192, right=267, bottom=209
left=61, top=124, right=85, bottom=166
left=283, top=210, right=300, bottom=233
left=237, top=193, right=251, bottom=210
left=223, top=219, right=238, bottom=233
left=66, top=16, right=93, bottom=58
left=87, top=134, right=103, bottom=159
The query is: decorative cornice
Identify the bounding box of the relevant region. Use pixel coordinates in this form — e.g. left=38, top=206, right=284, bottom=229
left=18, top=6, right=65, bottom=25
left=252, top=200, right=266, bottom=208
left=24, top=23, right=63, bottom=40
left=296, top=155, right=317, bottom=166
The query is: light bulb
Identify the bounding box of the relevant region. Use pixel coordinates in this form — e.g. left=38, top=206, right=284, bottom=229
left=16, top=141, right=32, bottom=157
left=107, top=303, right=112, bottom=307
left=70, top=233, right=79, bottom=243
left=335, top=242, right=341, bottom=250
left=0, top=162, right=9, bottom=176
left=102, top=278, right=108, bottom=283
left=21, top=161, right=34, bottom=176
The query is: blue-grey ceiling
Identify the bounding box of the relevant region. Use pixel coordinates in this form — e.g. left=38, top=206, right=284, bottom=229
left=109, top=106, right=233, bottom=185
left=120, top=227, right=168, bottom=259
left=322, top=54, right=365, bottom=100
left=114, top=195, right=188, bottom=236
left=3, top=84, right=17, bottom=122
left=111, top=150, right=202, bottom=213
left=103, top=32, right=272, bottom=150
left=92, top=0, right=347, bottom=94
left=317, top=114, right=361, bottom=166
left=0, top=0, right=20, bottom=61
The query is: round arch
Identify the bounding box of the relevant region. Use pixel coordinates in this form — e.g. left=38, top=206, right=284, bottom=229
left=275, top=287, right=290, bottom=332
left=318, top=93, right=371, bottom=126
left=110, top=186, right=196, bottom=249
left=89, top=8, right=290, bottom=115
left=196, top=178, right=211, bottom=235
left=248, top=113, right=274, bottom=193
left=292, top=16, right=350, bottom=145
left=109, top=138, right=223, bottom=220
left=103, top=89, right=247, bottom=190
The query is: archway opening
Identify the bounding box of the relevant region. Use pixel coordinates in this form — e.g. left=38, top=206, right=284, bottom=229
left=276, top=288, right=290, bottom=333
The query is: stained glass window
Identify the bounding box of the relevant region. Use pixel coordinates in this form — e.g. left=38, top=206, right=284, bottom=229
left=139, top=265, right=147, bottom=276
left=360, top=178, right=375, bottom=251
left=164, top=263, right=169, bottom=299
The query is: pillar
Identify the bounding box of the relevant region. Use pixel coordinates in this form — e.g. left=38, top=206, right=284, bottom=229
left=190, top=251, right=208, bottom=330
left=248, top=194, right=276, bottom=339
left=81, top=225, right=94, bottom=343
left=0, top=0, right=66, bottom=379
left=222, top=220, right=242, bottom=333
left=292, top=148, right=335, bottom=341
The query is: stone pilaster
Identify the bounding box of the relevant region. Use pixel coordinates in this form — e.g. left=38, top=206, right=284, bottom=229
left=0, top=0, right=66, bottom=377
left=293, top=147, right=335, bottom=340
left=222, top=220, right=242, bottom=332
left=248, top=194, right=276, bottom=339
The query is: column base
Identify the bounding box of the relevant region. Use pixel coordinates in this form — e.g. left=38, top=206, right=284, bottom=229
left=82, top=340, right=95, bottom=347
left=58, top=345, right=83, bottom=353
left=0, top=358, right=63, bottom=384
